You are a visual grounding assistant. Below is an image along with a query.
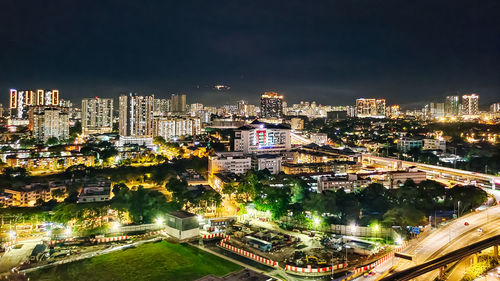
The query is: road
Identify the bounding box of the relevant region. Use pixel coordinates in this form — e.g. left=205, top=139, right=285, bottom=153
left=0, top=239, right=40, bottom=273
left=355, top=205, right=500, bottom=281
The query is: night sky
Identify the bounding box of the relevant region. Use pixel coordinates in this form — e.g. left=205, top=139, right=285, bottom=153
left=1, top=0, right=499, bottom=108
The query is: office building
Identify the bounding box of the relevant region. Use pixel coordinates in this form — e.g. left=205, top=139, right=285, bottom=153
left=355, top=98, right=386, bottom=118
left=118, top=93, right=154, bottom=137
left=153, top=116, right=201, bottom=141
left=251, top=154, right=282, bottom=174
left=170, top=94, right=187, bottom=113
left=462, top=94, right=479, bottom=116
left=231, top=120, right=291, bottom=154
left=29, top=107, right=69, bottom=142
left=445, top=95, right=460, bottom=117
left=208, top=152, right=252, bottom=176
left=260, top=92, right=284, bottom=119
left=81, top=97, right=114, bottom=136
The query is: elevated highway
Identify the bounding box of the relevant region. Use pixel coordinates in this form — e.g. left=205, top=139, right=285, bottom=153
left=362, top=154, right=500, bottom=188
left=380, top=234, right=500, bottom=281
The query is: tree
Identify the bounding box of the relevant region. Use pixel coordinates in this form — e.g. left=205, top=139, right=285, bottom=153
left=336, top=190, right=360, bottom=223
left=46, top=137, right=60, bottom=146
left=382, top=207, right=426, bottom=227
left=359, top=183, right=390, bottom=214
left=446, top=185, right=487, bottom=212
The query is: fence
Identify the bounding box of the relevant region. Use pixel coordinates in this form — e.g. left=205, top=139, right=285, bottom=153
left=330, top=224, right=395, bottom=238
left=218, top=236, right=279, bottom=267
left=110, top=223, right=162, bottom=234
left=284, top=263, right=347, bottom=275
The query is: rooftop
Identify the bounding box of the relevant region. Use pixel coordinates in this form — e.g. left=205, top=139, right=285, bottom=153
left=168, top=210, right=196, bottom=219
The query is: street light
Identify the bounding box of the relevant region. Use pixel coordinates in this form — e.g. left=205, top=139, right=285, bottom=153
left=313, top=217, right=321, bottom=227
left=155, top=217, right=164, bottom=226
left=197, top=215, right=204, bottom=222
left=350, top=223, right=357, bottom=235
left=65, top=227, right=72, bottom=237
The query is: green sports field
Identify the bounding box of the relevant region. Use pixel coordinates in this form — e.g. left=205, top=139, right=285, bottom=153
left=28, top=241, right=242, bottom=281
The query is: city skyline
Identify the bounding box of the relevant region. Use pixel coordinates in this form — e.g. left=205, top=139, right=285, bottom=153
left=1, top=0, right=499, bottom=107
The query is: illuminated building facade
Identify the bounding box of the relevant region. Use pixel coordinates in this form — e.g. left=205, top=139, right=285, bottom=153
left=82, top=97, right=114, bottom=136
left=355, top=98, right=386, bottom=118
left=231, top=120, right=291, bottom=154
left=260, top=92, right=284, bottom=119
left=118, top=93, right=154, bottom=137
left=29, top=107, right=69, bottom=142
left=462, top=94, right=479, bottom=116
left=153, top=116, right=201, bottom=141
left=445, top=95, right=460, bottom=116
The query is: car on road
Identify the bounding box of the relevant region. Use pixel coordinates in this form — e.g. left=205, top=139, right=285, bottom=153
left=477, top=228, right=483, bottom=232
left=464, top=222, right=469, bottom=226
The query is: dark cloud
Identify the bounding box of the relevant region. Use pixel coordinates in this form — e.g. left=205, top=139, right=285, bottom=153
left=0, top=0, right=499, bottom=108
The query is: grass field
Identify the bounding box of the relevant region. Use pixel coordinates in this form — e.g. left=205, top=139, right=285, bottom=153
left=28, top=241, right=242, bottom=281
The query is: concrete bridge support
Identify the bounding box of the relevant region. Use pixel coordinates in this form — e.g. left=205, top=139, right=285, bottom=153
left=439, top=266, right=445, bottom=279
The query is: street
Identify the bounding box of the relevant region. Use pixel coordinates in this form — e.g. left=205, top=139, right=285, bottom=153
left=355, top=205, right=500, bottom=281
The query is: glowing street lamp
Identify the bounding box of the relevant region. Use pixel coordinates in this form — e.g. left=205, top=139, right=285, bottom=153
left=155, top=217, right=164, bottom=226
left=395, top=236, right=403, bottom=245
left=197, top=215, right=203, bottom=222
left=111, top=222, right=121, bottom=232
left=313, top=217, right=321, bottom=226
left=350, top=223, right=357, bottom=234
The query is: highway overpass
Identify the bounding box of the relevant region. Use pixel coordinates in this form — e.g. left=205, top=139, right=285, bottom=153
left=380, top=234, right=500, bottom=281
left=362, top=154, right=500, bottom=188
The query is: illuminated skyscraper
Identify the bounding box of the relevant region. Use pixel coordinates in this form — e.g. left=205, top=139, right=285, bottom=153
left=170, top=94, right=187, bottom=113
left=260, top=91, right=284, bottom=119
left=29, top=107, right=69, bottom=142
left=82, top=97, right=114, bottom=136
left=445, top=95, right=460, bottom=116
left=355, top=98, right=386, bottom=118
left=119, top=93, right=154, bottom=137
left=461, top=94, right=479, bottom=116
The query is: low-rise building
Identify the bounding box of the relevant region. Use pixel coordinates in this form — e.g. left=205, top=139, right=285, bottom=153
left=77, top=180, right=111, bottom=203
left=117, top=136, right=154, bottom=147
left=388, top=170, right=427, bottom=188
left=281, top=160, right=361, bottom=175
left=251, top=154, right=282, bottom=174
left=5, top=153, right=94, bottom=170
left=317, top=174, right=370, bottom=193
left=165, top=210, right=199, bottom=241
left=423, top=138, right=446, bottom=151
left=397, top=138, right=423, bottom=152
left=310, top=133, right=328, bottom=145
left=208, top=152, right=251, bottom=176
left=4, top=183, right=66, bottom=207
